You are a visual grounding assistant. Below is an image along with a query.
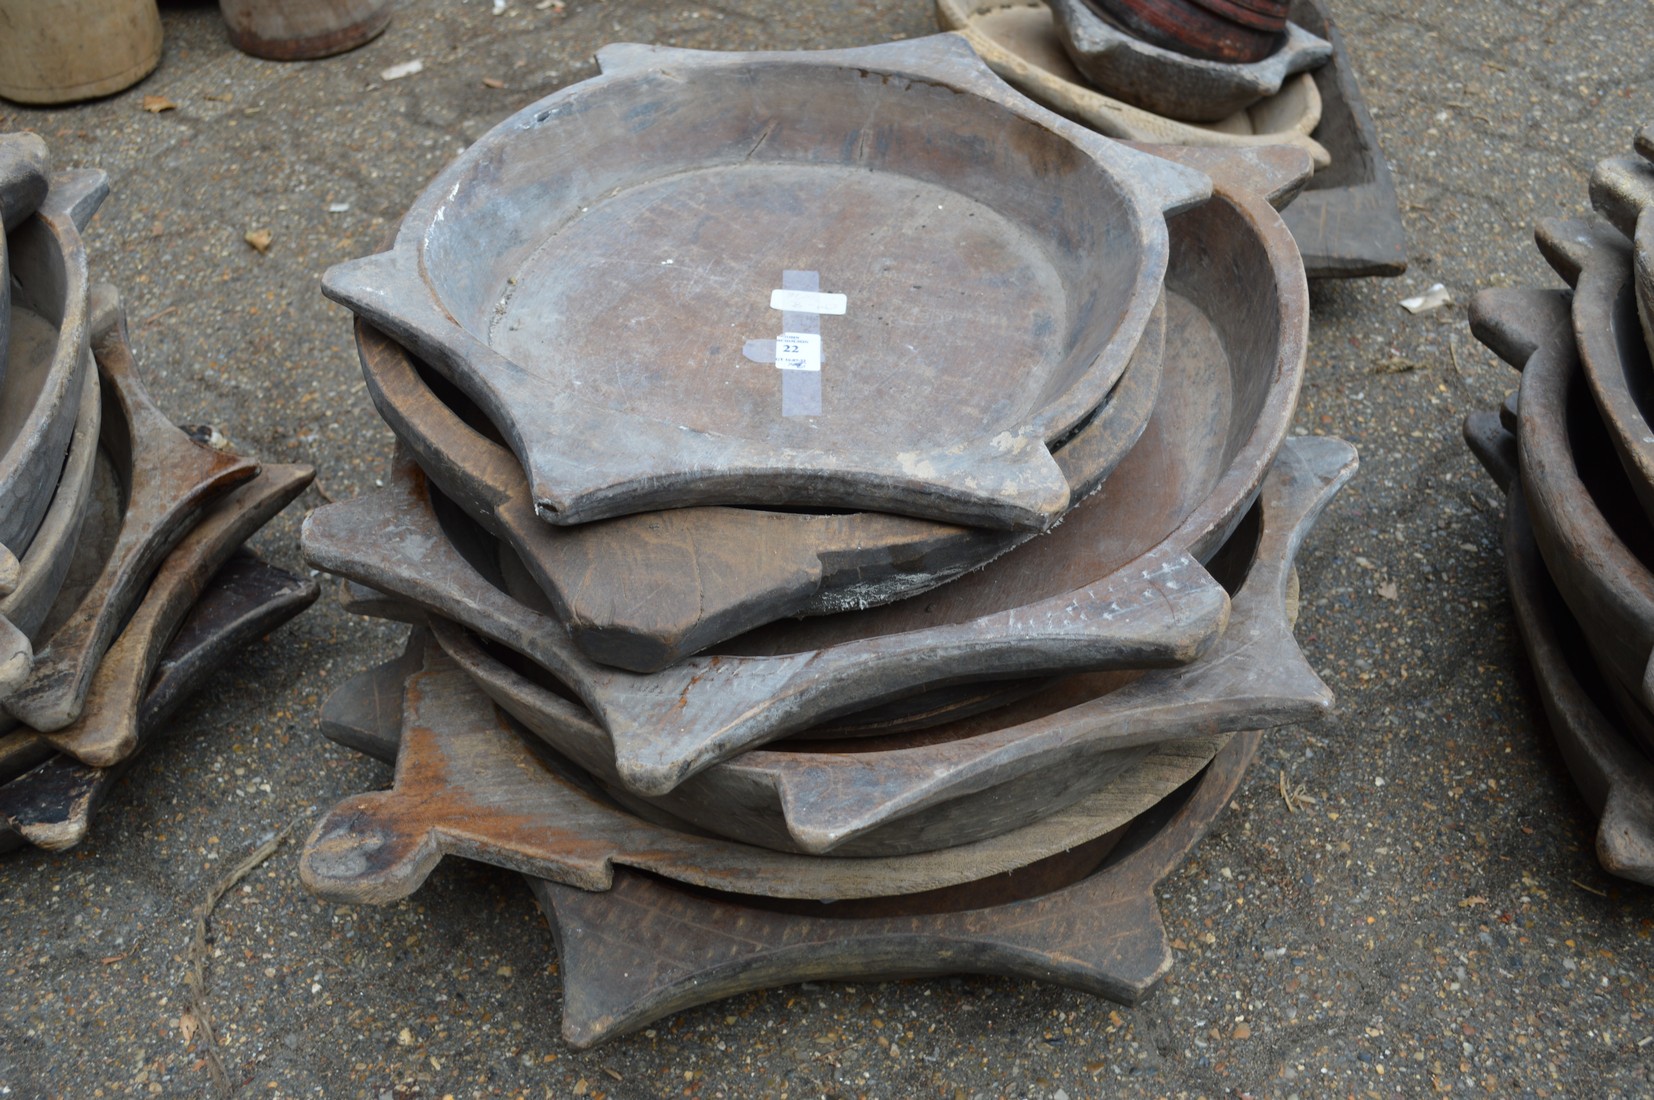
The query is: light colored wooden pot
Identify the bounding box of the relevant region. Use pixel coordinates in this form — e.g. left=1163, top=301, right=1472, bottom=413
left=218, top=0, right=392, bottom=61
left=0, top=0, right=162, bottom=105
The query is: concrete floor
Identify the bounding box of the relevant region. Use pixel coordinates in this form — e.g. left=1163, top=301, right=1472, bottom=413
left=2, top=0, right=1653, bottom=1096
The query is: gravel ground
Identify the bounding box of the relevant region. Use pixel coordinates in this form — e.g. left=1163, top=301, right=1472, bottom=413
left=3, top=0, right=1654, bottom=1096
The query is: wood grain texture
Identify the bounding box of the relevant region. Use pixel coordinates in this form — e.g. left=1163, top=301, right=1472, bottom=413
left=435, top=435, right=1344, bottom=857
left=1489, top=442, right=1654, bottom=885
left=299, top=636, right=1233, bottom=904
left=1565, top=218, right=1654, bottom=529
left=2, top=287, right=259, bottom=731
left=1083, top=0, right=1286, bottom=62
left=935, top=0, right=1331, bottom=168
left=527, top=730, right=1260, bottom=1048
left=41, top=462, right=313, bottom=767
left=322, top=34, right=1210, bottom=530
left=1588, top=154, right=1654, bottom=240
left=355, top=292, right=1164, bottom=672
left=0, top=363, right=100, bottom=641
left=1277, top=0, right=1407, bottom=278
left=1047, top=0, right=1329, bottom=121
left=218, top=0, right=391, bottom=61
left=311, top=175, right=1308, bottom=798
left=0, top=554, right=319, bottom=852
left=1510, top=284, right=1654, bottom=725
left=0, top=132, right=50, bottom=233
left=1469, top=286, right=1573, bottom=372
left=0, top=170, right=103, bottom=556
left=319, top=626, right=427, bottom=763
left=1637, top=210, right=1654, bottom=372
left=305, top=453, right=1228, bottom=796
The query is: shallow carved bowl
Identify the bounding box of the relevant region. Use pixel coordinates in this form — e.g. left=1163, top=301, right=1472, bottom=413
left=934, top=0, right=1329, bottom=167
left=0, top=169, right=104, bottom=558
left=1047, top=0, right=1329, bottom=122
left=323, top=34, right=1210, bottom=532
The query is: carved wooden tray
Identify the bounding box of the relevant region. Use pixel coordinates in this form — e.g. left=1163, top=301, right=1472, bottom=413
left=0, top=132, right=52, bottom=390
left=526, top=730, right=1259, bottom=1047
left=1477, top=285, right=1654, bottom=722
left=2, top=287, right=260, bottom=731
left=435, top=434, right=1346, bottom=856
left=1539, top=218, right=1654, bottom=528
left=0, top=169, right=103, bottom=557
left=1464, top=408, right=1654, bottom=885
left=311, top=452, right=1227, bottom=793
left=0, top=363, right=98, bottom=644
left=41, top=459, right=312, bottom=768
left=935, top=0, right=1330, bottom=167
left=359, top=147, right=1304, bottom=675
left=1275, top=0, right=1405, bottom=278
left=0, top=132, right=50, bottom=233
left=1045, top=0, right=1330, bottom=122
left=0, top=554, right=319, bottom=853
left=322, top=34, right=1211, bottom=531
left=308, top=167, right=1309, bottom=796
left=299, top=634, right=1235, bottom=904
left=354, top=291, right=1165, bottom=672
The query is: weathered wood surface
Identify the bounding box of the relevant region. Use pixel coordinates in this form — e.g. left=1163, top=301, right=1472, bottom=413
left=42, top=462, right=313, bottom=767
left=217, top=0, right=391, bottom=61
left=3, top=288, right=260, bottom=732
left=1469, top=286, right=1573, bottom=372
left=0, top=132, right=50, bottom=233
left=299, top=636, right=1233, bottom=904
left=1083, top=0, right=1287, bottom=63
left=355, top=291, right=1164, bottom=672
left=441, top=435, right=1345, bottom=856
left=1502, top=287, right=1654, bottom=720
left=307, top=453, right=1228, bottom=797
left=1, top=170, right=104, bottom=555
left=1463, top=409, right=1517, bottom=496
left=0, top=554, right=319, bottom=853
left=314, top=174, right=1308, bottom=797
left=528, top=730, right=1259, bottom=1048
left=0, top=365, right=99, bottom=641
left=1635, top=207, right=1654, bottom=365
left=323, top=34, right=1212, bottom=531
left=1478, top=401, right=1654, bottom=885
left=935, top=0, right=1330, bottom=168
left=1047, top=0, right=1329, bottom=121
left=0, top=0, right=162, bottom=105
left=1122, top=141, right=1314, bottom=208
left=1588, top=154, right=1654, bottom=241
left=319, top=627, right=428, bottom=763
left=1277, top=0, right=1407, bottom=278
left=1560, top=218, right=1654, bottom=528
left=0, top=130, right=52, bottom=386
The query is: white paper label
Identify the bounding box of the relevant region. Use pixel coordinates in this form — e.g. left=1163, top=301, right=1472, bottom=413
left=770, top=289, right=847, bottom=315
left=774, top=332, right=822, bottom=372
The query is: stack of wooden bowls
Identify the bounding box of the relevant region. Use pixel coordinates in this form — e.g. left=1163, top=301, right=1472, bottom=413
left=1465, top=126, right=1654, bottom=887
left=0, top=132, right=319, bottom=853
left=297, top=36, right=1356, bottom=1047
left=935, top=0, right=1406, bottom=278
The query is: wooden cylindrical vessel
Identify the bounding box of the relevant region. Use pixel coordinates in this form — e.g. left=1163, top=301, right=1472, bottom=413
left=218, top=0, right=392, bottom=62
left=0, top=0, right=163, bottom=105
left=1085, top=0, right=1289, bottom=62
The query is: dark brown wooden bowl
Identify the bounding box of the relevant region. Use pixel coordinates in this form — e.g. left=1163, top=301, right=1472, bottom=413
left=1084, top=0, right=1286, bottom=62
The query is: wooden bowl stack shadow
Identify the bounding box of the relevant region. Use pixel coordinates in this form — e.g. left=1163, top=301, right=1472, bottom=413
left=1464, top=125, right=1654, bottom=887
left=0, top=132, right=319, bottom=854
left=295, top=37, right=1357, bottom=1048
